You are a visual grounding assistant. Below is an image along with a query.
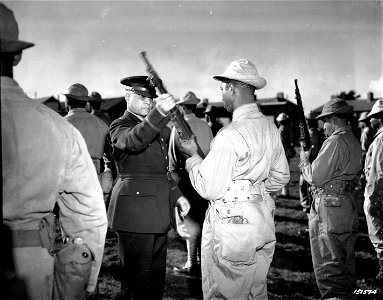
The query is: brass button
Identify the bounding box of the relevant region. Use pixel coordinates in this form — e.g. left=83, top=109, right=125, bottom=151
left=136, top=191, right=140, bottom=195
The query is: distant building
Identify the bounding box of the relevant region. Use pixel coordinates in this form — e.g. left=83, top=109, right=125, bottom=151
left=35, top=96, right=66, bottom=116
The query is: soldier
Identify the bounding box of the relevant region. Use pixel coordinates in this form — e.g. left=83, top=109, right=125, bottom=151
left=300, top=98, right=362, bottom=299
left=1, top=3, right=107, bottom=299
left=64, top=84, right=112, bottom=198
left=276, top=112, right=295, bottom=197
left=203, top=105, right=223, bottom=136
left=107, top=76, right=190, bottom=299
left=180, top=59, right=290, bottom=299
left=363, top=99, right=383, bottom=283
left=299, top=111, right=323, bottom=216
left=169, top=90, right=214, bottom=276
left=89, top=91, right=112, bottom=126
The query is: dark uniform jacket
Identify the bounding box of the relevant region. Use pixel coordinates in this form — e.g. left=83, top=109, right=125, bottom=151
left=107, top=108, right=182, bottom=233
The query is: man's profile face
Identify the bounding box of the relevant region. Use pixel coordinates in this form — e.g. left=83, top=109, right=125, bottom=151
left=126, top=92, right=153, bottom=117
left=220, top=82, right=233, bottom=113
left=322, top=115, right=336, bottom=137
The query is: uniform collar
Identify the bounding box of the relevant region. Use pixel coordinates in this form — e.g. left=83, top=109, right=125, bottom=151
left=331, top=125, right=352, bottom=136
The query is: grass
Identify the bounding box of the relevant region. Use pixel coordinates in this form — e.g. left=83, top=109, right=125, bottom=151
left=95, top=154, right=383, bottom=299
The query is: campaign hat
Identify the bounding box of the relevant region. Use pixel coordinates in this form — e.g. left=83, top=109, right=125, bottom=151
left=367, top=99, right=383, bottom=118
left=316, top=98, right=353, bottom=119
left=0, top=3, right=34, bottom=52
left=213, top=59, right=267, bottom=90
left=178, top=91, right=200, bottom=105
left=120, top=76, right=157, bottom=98
left=63, top=83, right=94, bottom=102
left=91, top=91, right=104, bottom=103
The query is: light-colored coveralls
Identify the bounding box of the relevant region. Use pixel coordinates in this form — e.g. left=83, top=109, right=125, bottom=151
left=2, top=77, right=107, bottom=299
left=363, top=127, right=383, bottom=272
left=300, top=126, right=362, bottom=299
left=185, top=104, right=290, bottom=299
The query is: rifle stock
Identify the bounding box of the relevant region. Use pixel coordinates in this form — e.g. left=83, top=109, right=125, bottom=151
left=294, top=79, right=311, bottom=151
left=139, top=51, right=205, bottom=158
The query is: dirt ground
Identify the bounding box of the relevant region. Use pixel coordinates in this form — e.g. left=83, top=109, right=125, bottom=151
left=95, top=153, right=383, bottom=300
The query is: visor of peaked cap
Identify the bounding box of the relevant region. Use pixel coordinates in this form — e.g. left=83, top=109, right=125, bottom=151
left=63, top=83, right=93, bottom=101
left=358, top=111, right=369, bottom=122
left=367, top=99, right=383, bottom=118
left=0, top=3, right=34, bottom=52
left=213, top=59, right=267, bottom=90
left=91, top=91, right=104, bottom=103
left=316, top=98, right=353, bottom=119
left=276, top=112, right=289, bottom=121
left=120, top=76, right=157, bottom=98
left=178, top=91, right=200, bottom=105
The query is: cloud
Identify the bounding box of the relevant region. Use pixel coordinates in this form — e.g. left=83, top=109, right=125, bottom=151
left=369, top=75, right=383, bottom=97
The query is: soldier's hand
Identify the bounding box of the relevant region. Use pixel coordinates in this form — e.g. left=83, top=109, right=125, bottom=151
left=177, top=196, right=190, bottom=218
left=179, top=137, right=199, bottom=158
left=155, top=93, right=176, bottom=115
left=300, top=147, right=311, bottom=162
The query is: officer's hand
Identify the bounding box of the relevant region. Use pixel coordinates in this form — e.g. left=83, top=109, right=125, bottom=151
left=177, top=196, right=190, bottom=218
left=179, top=137, right=199, bottom=158
left=155, top=93, right=176, bottom=115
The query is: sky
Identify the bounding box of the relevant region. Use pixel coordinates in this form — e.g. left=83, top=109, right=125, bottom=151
left=4, top=0, right=383, bottom=111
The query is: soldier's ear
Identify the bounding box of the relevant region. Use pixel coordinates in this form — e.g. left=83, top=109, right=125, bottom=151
left=13, top=52, right=22, bottom=66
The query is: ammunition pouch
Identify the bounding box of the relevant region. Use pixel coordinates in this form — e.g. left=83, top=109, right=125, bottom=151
left=311, top=180, right=355, bottom=197
left=11, top=214, right=94, bottom=300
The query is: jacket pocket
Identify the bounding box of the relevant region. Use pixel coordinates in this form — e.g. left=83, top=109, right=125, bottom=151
left=219, top=222, right=257, bottom=265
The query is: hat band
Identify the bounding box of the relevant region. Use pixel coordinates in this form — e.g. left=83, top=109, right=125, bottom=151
left=125, top=86, right=152, bottom=93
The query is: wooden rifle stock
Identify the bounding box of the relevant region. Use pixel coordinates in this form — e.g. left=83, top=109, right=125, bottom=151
left=139, top=51, right=205, bottom=158
left=294, top=79, right=311, bottom=151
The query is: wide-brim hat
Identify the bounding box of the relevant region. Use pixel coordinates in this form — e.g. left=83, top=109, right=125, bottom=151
left=177, top=90, right=200, bottom=105
left=367, top=99, right=383, bottom=118
left=120, top=76, right=157, bottom=98
left=0, top=3, right=34, bottom=53
left=213, top=59, right=267, bottom=90
left=358, top=111, right=369, bottom=122
left=63, top=83, right=94, bottom=102
left=316, top=98, right=353, bottom=119
left=276, top=112, right=289, bottom=121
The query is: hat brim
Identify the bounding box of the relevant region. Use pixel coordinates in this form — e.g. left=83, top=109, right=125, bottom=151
left=367, top=110, right=383, bottom=118
left=213, top=75, right=267, bottom=90
left=1, top=39, right=34, bottom=52
left=177, top=98, right=200, bottom=105
left=64, top=94, right=94, bottom=102
left=316, top=105, right=353, bottom=119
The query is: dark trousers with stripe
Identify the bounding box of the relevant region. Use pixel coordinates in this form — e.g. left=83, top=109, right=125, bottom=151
left=117, top=231, right=168, bottom=300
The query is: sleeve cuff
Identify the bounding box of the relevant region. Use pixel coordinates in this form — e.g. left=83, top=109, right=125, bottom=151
left=145, top=107, right=169, bottom=131
left=185, top=154, right=203, bottom=172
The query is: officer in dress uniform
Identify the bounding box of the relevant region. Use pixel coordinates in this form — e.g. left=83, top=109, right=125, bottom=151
left=107, top=76, right=190, bottom=299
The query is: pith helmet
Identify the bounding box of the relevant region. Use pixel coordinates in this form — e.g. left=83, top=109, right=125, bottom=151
left=276, top=112, right=289, bottom=121
left=316, top=98, right=353, bottom=119
left=367, top=99, right=383, bottom=118
left=213, top=59, right=267, bottom=90
left=358, top=112, right=369, bottom=122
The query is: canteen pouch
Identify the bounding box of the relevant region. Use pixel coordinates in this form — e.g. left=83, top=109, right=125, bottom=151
left=53, top=239, right=94, bottom=300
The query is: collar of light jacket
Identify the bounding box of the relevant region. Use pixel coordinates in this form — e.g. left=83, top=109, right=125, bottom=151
left=232, top=103, right=260, bottom=122
left=374, top=127, right=383, bottom=138
left=330, top=125, right=352, bottom=137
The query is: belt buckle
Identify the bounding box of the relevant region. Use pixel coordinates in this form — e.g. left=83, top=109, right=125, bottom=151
left=166, top=171, right=172, bottom=181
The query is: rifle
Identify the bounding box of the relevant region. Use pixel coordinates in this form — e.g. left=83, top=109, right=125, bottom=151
left=294, top=79, right=311, bottom=151
left=139, top=51, right=205, bottom=158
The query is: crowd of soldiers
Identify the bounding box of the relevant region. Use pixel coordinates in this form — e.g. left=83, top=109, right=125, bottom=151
left=2, top=2, right=383, bottom=300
